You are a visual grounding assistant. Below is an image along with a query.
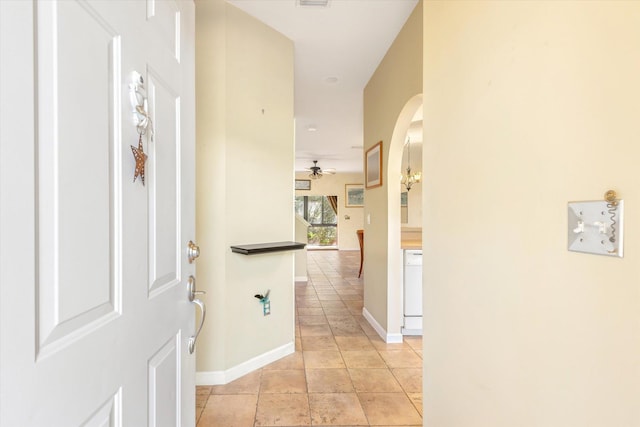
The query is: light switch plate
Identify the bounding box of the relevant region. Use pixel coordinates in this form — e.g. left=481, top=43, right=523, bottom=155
left=568, top=200, right=623, bottom=257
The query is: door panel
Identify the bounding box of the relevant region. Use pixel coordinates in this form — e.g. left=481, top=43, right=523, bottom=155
left=0, top=0, right=196, bottom=425
left=146, top=0, right=181, bottom=63
left=82, top=390, right=122, bottom=427
left=148, top=333, right=180, bottom=427
left=35, top=0, right=122, bottom=358
left=147, top=70, right=181, bottom=296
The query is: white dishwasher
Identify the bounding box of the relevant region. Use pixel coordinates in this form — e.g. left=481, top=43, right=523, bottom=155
left=403, top=249, right=423, bottom=335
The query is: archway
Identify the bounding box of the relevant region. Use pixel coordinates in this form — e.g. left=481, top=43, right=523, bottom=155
left=385, top=94, right=423, bottom=339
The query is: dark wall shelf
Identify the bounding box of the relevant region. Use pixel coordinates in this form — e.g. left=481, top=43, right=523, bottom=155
left=230, top=241, right=306, bottom=255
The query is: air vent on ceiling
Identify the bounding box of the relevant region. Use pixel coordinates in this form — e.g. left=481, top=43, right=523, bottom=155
left=297, top=0, right=330, bottom=7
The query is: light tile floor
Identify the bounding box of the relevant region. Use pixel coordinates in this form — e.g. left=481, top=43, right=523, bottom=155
left=197, top=250, right=423, bottom=426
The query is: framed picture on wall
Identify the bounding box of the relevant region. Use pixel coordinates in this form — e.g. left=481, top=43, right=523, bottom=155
left=345, top=184, right=364, bottom=207
left=365, top=141, right=383, bottom=189
left=295, top=179, right=311, bottom=190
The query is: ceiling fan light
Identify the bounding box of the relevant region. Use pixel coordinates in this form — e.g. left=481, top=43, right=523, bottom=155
left=309, top=172, right=322, bottom=179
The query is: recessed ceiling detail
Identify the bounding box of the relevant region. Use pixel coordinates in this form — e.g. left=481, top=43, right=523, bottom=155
left=297, top=0, right=330, bottom=8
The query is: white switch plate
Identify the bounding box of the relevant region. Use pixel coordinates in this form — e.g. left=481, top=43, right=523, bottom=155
left=568, top=200, right=623, bottom=257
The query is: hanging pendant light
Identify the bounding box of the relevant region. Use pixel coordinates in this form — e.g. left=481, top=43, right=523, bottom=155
left=401, top=138, right=421, bottom=191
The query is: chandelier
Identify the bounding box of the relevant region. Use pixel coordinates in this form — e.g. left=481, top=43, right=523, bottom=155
left=401, top=138, right=421, bottom=191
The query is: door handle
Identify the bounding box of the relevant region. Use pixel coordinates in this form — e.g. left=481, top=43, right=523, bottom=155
left=188, top=298, right=206, bottom=354
left=188, top=275, right=206, bottom=302
left=187, top=275, right=206, bottom=354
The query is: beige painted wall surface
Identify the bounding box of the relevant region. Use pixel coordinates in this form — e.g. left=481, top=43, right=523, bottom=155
left=195, top=0, right=226, bottom=375
left=295, top=172, right=365, bottom=250
left=363, top=1, right=422, bottom=334
left=423, top=1, right=640, bottom=425
left=196, top=0, right=295, bottom=375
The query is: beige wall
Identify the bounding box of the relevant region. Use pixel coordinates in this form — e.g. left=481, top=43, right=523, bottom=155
left=363, top=1, right=422, bottom=337
left=295, top=172, right=365, bottom=250
left=423, top=1, right=640, bottom=425
left=196, top=0, right=295, bottom=381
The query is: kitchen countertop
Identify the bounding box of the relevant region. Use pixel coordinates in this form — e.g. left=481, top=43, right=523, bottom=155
left=401, top=239, right=422, bottom=250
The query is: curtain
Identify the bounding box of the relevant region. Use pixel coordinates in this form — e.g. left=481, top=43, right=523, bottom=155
left=327, top=195, right=338, bottom=214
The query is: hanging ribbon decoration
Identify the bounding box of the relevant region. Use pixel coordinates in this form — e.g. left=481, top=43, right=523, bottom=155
left=135, top=104, right=154, bottom=142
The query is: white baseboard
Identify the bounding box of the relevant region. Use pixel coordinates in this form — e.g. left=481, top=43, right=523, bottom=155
left=402, top=316, right=423, bottom=335
left=196, top=341, right=295, bottom=385
left=195, top=369, right=225, bottom=386
left=295, top=276, right=308, bottom=283
left=362, top=307, right=403, bottom=344
left=386, top=333, right=403, bottom=343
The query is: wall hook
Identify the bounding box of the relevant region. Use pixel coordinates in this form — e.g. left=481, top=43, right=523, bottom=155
left=255, top=290, right=271, bottom=316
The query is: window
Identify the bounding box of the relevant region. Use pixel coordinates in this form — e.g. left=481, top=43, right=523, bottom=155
left=295, top=195, right=337, bottom=247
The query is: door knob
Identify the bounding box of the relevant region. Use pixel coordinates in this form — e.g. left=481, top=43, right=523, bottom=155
left=187, top=240, right=200, bottom=263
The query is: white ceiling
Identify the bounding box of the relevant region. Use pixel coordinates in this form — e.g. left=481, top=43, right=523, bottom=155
left=226, top=0, right=419, bottom=173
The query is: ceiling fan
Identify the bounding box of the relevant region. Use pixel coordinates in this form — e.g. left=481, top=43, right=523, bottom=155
left=307, top=160, right=336, bottom=179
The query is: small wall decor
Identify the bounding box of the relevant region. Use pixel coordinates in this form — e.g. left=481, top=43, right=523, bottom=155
left=401, top=191, right=408, bottom=223
left=129, top=71, right=153, bottom=185
left=131, top=134, right=148, bottom=184
left=365, top=141, right=383, bottom=189
left=401, top=191, right=408, bottom=207
left=295, top=179, right=311, bottom=190
left=254, top=290, right=271, bottom=316
left=345, top=184, right=364, bottom=207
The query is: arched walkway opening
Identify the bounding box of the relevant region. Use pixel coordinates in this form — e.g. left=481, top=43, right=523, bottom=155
left=386, top=94, right=423, bottom=338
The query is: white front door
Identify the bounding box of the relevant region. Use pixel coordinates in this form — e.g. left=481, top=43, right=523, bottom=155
left=0, top=1, right=197, bottom=425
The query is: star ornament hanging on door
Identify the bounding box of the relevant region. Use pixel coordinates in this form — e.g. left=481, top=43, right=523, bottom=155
left=131, top=134, right=148, bottom=185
